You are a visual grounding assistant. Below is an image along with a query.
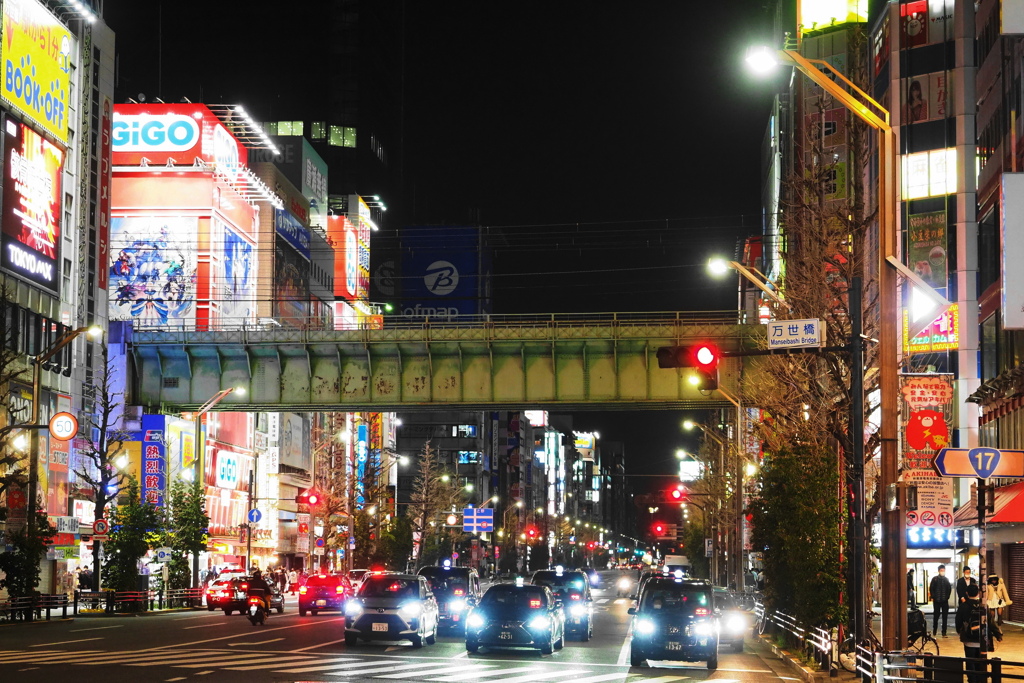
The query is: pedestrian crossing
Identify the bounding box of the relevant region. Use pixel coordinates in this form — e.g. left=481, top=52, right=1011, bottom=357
left=0, top=648, right=701, bottom=682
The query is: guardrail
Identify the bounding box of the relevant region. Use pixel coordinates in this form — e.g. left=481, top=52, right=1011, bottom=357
left=861, top=650, right=1024, bottom=682
left=73, top=588, right=204, bottom=614
left=765, top=607, right=835, bottom=674
left=0, top=593, right=69, bottom=622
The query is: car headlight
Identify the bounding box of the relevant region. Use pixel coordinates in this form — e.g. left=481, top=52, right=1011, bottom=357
left=449, top=599, right=467, bottom=613
left=345, top=601, right=363, bottom=617
left=528, top=616, right=551, bottom=629
left=617, top=578, right=630, bottom=589
left=399, top=602, right=423, bottom=618
left=692, top=621, right=714, bottom=636
left=726, top=615, right=746, bottom=633
left=634, top=618, right=656, bottom=635
left=466, top=613, right=486, bottom=629
left=570, top=604, right=587, bottom=617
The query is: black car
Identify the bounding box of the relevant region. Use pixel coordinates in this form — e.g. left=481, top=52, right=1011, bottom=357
left=417, top=564, right=482, bottom=628
left=344, top=573, right=439, bottom=648
left=629, top=577, right=718, bottom=669
left=532, top=568, right=593, bottom=640
left=207, top=577, right=285, bottom=615
left=465, top=583, right=565, bottom=654
left=714, top=586, right=748, bottom=652
left=299, top=573, right=353, bottom=616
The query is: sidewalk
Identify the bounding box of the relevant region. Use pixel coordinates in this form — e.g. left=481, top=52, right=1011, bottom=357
left=907, top=604, right=1024, bottom=665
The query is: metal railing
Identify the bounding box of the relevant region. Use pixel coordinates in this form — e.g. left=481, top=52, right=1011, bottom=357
left=0, top=593, right=70, bottom=622
left=861, top=650, right=1024, bottom=682
left=764, top=606, right=835, bottom=673
left=72, top=588, right=204, bottom=614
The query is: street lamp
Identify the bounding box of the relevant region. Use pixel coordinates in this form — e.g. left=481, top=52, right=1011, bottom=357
left=707, top=257, right=791, bottom=311
left=186, top=385, right=245, bottom=586
left=27, top=325, right=104, bottom=540
left=747, top=44, right=902, bottom=648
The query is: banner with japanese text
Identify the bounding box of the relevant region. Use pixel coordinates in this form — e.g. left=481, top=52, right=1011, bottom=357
left=900, top=374, right=955, bottom=529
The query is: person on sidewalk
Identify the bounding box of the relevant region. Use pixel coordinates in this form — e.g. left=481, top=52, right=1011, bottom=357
left=908, top=569, right=917, bottom=608
left=957, top=566, right=977, bottom=604
left=956, top=583, right=985, bottom=683
left=987, top=574, right=1012, bottom=626
left=929, top=564, right=952, bottom=636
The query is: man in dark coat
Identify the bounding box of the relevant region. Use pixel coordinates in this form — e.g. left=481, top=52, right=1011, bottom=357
left=956, top=583, right=984, bottom=682
left=929, top=564, right=953, bottom=636
left=957, top=566, right=977, bottom=604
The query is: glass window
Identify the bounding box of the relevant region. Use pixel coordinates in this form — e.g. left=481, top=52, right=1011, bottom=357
left=901, top=148, right=957, bottom=199
left=311, top=121, right=325, bottom=140
left=640, top=586, right=710, bottom=613
left=359, top=576, right=418, bottom=598
left=329, top=125, right=345, bottom=146
left=265, top=121, right=278, bottom=135
left=342, top=126, right=357, bottom=148
left=290, top=121, right=304, bottom=136
left=978, top=208, right=999, bottom=293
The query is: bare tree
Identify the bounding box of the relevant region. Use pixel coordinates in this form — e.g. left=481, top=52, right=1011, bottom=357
left=0, top=289, right=31, bottom=500
left=73, top=350, right=133, bottom=590
left=409, top=441, right=462, bottom=569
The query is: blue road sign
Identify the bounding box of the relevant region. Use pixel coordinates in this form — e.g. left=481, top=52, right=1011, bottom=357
left=247, top=509, right=262, bottom=523
left=934, top=448, right=1024, bottom=478
left=463, top=507, right=494, bottom=533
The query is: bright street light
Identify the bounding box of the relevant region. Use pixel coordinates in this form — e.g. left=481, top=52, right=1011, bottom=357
left=744, top=45, right=778, bottom=73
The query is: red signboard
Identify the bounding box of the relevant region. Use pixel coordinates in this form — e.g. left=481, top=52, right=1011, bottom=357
left=1, top=118, right=64, bottom=293
left=112, top=103, right=248, bottom=171
left=328, top=215, right=360, bottom=301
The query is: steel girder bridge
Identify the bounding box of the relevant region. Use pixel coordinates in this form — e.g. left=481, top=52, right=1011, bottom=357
left=128, top=312, right=761, bottom=413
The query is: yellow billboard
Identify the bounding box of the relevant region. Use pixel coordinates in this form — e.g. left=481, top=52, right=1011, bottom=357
left=1, top=0, right=72, bottom=145
left=801, top=0, right=868, bottom=31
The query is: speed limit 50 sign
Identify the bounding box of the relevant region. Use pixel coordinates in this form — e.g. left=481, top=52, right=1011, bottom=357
left=49, top=412, right=79, bottom=441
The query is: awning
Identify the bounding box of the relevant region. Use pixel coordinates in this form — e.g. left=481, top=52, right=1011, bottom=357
left=907, top=548, right=964, bottom=561
left=953, top=480, right=1024, bottom=526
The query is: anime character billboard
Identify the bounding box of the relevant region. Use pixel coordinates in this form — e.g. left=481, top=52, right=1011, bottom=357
left=109, top=216, right=198, bottom=325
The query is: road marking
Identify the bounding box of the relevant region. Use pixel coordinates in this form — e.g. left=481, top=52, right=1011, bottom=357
left=30, top=638, right=103, bottom=647
left=559, top=674, right=633, bottom=683
left=166, top=678, right=187, bottom=682
left=293, top=638, right=348, bottom=652
left=152, top=616, right=346, bottom=649
left=0, top=651, right=103, bottom=663
left=373, top=663, right=501, bottom=679
left=182, top=623, right=230, bottom=629
left=453, top=650, right=468, bottom=659
left=195, top=671, right=215, bottom=676
left=431, top=668, right=544, bottom=681
left=616, top=634, right=632, bottom=666
left=18, top=668, right=40, bottom=671
left=223, top=656, right=325, bottom=670
left=276, top=659, right=404, bottom=674
left=597, top=598, right=610, bottom=604
left=69, top=625, right=124, bottom=632
left=228, top=638, right=285, bottom=646
left=627, top=677, right=693, bottom=682
left=472, top=668, right=592, bottom=683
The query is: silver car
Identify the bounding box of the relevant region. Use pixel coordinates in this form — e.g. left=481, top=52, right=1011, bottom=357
left=344, top=573, right=440, bottom=648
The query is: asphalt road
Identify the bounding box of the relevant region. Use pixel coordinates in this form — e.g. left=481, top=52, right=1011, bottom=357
left=0, top=571, right=799, bottom=682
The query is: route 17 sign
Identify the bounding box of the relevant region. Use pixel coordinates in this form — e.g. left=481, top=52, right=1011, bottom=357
left=49, top=412, right=78, bottom=441
left=933, top=448, right=1024, bottom=479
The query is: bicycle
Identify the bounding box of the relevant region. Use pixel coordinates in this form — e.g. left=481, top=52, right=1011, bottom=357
left=906, top=606, right=940, bottom=657
left=837, top=610, right=882, bottom=673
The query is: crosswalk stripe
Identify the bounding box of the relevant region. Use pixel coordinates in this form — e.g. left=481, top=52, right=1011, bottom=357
left=0, top=650, right=104, bottom=663
left=276, top=659, right=406, bottom=674
left=473, top=668, right=592, bottom=683
left=60, top=650, right=190, bottom=665
left=429, top=667, right=545, bottom=681
left=124, top=653, right=244, bottom=667
left=173, top=653, right=318, bottom=668
left=597, top=598, right=610, bottom=604
left=558, top=673, right=632, bottom=683
left=285, top=661, right=451, bottom=677
left=372, top=664, right=501, bottom=679
left=630, top=676, right=693, bottom=682
left=223, top=656, right=327, bottom=670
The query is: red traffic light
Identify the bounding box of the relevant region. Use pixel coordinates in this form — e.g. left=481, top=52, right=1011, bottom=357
left=526, top=525, right=538, bottom=538
left=296, top=489, right=321, bottom=506
left=653, top=523, right=665, bottom=535
left=693, top=343, right=720, bottom=370
left=671, top=488, right=684, bottom=500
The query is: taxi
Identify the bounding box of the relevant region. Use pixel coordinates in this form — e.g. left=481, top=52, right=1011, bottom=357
left=344, top=573, right=439, bottom=648
left=465, top=578, right=565, bottom=654
left=531, top=566, right=594, bottom=640
left=629, top=575, right=719, bottom=670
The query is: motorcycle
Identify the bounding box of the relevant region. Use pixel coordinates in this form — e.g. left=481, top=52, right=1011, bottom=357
left=247, top=590, right=268, bottom=626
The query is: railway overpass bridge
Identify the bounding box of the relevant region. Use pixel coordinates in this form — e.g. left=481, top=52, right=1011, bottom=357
left=127, top=311, right=762, bottom=413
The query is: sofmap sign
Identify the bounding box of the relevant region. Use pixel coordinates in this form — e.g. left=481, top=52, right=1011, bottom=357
left=1, top=0, right=72, bottom=145
left=2, top=118, right=63, bottom=293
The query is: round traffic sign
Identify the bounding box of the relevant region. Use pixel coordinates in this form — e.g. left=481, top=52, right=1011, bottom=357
left=93, top=518, right=109, bottom=535
left=315, top=537, right=325, bottom=548
left=49, top=412, right=78, bottom=441
left=446, top=514, right=458, bottom=526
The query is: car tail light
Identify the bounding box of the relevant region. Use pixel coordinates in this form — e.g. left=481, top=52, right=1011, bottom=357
left=299, top=586, right=308, bottom=595
left=336, top=585, right=345, bottom=594
left=240, top=583, right=248, bottom=590
left=529, top=599, right=542, bottom=608
left=695, top=607, right=709, bottom=616
left=454, top=588, right=465, bottom=596
left=570, top=594, right=581, bottom=600
left=318, top=574, right=327, bottom=579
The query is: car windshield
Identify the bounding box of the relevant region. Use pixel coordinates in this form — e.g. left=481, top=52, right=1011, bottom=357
left=641, top=586, right=711, bottom=614
left=305, top=575, right=340, bottom=587
left=419, top=568, right=469, bottom=592
left=532, top=573, right=586, bottom=593
left=359, top=577, right=419, bottom=598
left=715, top=592, right=738, bottom=610
left=482, top=586, right=548, bottom=609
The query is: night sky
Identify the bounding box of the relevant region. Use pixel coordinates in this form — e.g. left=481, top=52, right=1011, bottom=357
left=106, top=1, right=776, bottom=489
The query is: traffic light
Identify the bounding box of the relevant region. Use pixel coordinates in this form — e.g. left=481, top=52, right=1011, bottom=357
left=525, top=525, right=539, bottom=539
left=656, top=343, right=721, bottom=390
left=296, top=489, right=321, bottom=506
left=669, top=485, right=687, bottom=502
left=653, top=522, right=666, bottom=536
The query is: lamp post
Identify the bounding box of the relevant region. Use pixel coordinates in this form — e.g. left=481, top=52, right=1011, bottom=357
left=683, top=420, right=730, bottom=586
left=747, top=45, right=902, bottom=648
left=187, top=385, right=245, bottom=588
left=27, top=326, right=103, bottom=541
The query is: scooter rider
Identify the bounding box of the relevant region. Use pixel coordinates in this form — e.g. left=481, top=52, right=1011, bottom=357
left=247, top=569, right=273, bottom=614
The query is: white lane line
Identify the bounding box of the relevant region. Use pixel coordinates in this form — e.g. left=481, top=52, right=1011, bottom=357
left=228, top=638, right=285, bottom=646
left=195, top=672, right=215, bottom=676
left=223, top=656, right=325, bottom=670
left=173, top=654, right=302, bottom=669
left=29, top=638, right=103, bottom=647
left=0, top=650, right=102, bottom=662
left=336, top=662, right=490, bottom=677
left=468, top=668, right=592, bottom=683
left=151, top=616, right=346, bottom=649
left=561, top=674, right=634, bottom=683
left=373, top=664, right=501, bottom=679
left=430, top=667, right=543, bottom=682
left=275, top=659, right=406, bottom=674
left=182, top=623, right=230, bottom=629
left=597, top=598, right=610, bottom=604
left=166, top=678, right=187, bottom=682
left=125, top=654, right=240, bottom=667
left=293, top=638, right=348, bottom=651
left=452, top=650, right=468, bottom=659
left=69, top=625, right=124, bottom=632
left=18, top=668, right=40, bottom=671
left=630, top=677, right=695, bottom=682
left=74, top=651, right=212, bottom=666
left=616, top=634, right=632, bottom=666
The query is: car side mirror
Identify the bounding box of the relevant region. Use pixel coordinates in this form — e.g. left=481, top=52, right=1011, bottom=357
left=628, top=607, right=637, bottom=615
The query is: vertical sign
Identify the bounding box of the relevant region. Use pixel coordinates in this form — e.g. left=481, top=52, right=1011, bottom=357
left=140, top=414, right=166, bottom=506
left=900, top=375, right=955, bottom=530
left=97, top=97, right=112, bottom=290
left=1002, top=174, right=1024, bottom=328
left=907, top=211, right=947, bottom=289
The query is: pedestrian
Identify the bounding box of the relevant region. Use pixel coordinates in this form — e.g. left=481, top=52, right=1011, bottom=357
left=956, top=583, right=985, bottom=682
left=929, top=564, right=952, bottom=636
left=987, top=574, right=1011, bottom=636
left=907, top=569, right=917, bottom=607
left=957, top=566, right=977, bottom=604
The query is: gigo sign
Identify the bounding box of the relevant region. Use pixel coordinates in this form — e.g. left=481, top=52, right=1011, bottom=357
left=112, top=113, right=200, bottom=152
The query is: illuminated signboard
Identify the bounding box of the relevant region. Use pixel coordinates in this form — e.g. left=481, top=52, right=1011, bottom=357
left=903, top=303, right=959, bottom=354
left=2, top=118, right=63, bottom=293
left=1, top=0, right=72, bottom=144
left=800, top=0, right=867, bottom=32
left=328, top=215, right=360, bottom=301
left=275, top=209, right=311, bottom=260
left=902, top=148, right=957, bottom=199
left=112, top=104, right=248, bottom=171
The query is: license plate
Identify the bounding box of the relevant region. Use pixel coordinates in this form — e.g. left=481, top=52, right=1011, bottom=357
left=666, top=641, right=683, bottom=651
left=316, top=600, right=327, bottom=607
left=372, top=622, right=388, bottom=632
left=498, top=631, right=513, bottom=640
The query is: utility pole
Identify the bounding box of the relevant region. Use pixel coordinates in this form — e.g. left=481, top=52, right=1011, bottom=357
left=245, top=468, right=254, bottom=571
